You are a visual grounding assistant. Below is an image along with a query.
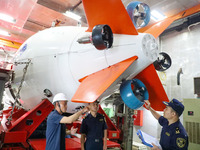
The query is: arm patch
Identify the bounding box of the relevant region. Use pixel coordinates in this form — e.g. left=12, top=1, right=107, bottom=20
left=176, top=138, right=186, bottom=148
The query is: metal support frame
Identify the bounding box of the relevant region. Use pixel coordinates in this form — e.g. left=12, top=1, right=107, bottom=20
left=0, top=99, right=54, bottom=149
left=122, top=106, right=134, bottom=150
left=0, top=68, right=13, bottom=110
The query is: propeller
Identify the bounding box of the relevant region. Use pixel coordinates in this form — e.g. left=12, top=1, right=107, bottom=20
left=120, top=79, right=149, bottom=110
left=134, top=4, right=146, bottom=27
left=92, top=24, right=113, bottom=50
left=132, top=80, right=146, bottom=102
left=77, top=24, right=113, bottom=50
left=127, top=1, right=150, bottom=29
left=153, top=52, right=172, bottom=71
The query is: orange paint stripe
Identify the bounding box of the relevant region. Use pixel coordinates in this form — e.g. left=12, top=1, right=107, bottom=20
left=71, top=56, right=138, bottom=103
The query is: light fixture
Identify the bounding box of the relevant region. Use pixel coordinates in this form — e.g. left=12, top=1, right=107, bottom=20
left=63, top=11, right=81, bottom=21
left=0, top=13, right=16, bottom=23
left=151, top=10, right=166, bottom=22
left=0, top=29, right=11, bottom=36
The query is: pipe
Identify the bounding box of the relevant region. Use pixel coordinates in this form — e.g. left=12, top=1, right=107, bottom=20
left=177, top=68, right=183, bottom=85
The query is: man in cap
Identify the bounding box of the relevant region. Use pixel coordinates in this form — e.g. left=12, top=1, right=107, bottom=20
left=145, top=98, right=188, bottom=150
left=46, top=93, right=89, bottom=150
left=80, top=100, right=108, bottom=150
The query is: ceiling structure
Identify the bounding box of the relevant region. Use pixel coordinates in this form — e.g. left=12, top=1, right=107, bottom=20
left=0, top=0, right=200, bottom=55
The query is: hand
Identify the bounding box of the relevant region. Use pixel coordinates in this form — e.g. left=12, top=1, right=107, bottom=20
left=70, top=126, right=78, bottom=135
left=151, top=143, right=161, bottom=150
left=81, top=106, right=89, bottom=114
left=144, top=100, right=151, bottom=110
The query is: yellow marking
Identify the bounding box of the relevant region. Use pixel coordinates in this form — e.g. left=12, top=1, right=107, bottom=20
left=176, top=128, right=180, bottom=134
left=0, top=38, right=22, bottom=49
left=165, top=132, right=170, bottom=136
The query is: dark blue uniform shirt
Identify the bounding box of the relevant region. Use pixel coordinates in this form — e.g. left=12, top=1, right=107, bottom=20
left=80, top=113, right=108, bottom=150
left=159, top=116, right=188, bottom=150
left=46, top=110, right=66, bottom=150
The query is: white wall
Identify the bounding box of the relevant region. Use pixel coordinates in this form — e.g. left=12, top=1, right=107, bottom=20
left=160, top=23, right=200, bottom=100
left=133, top=107, right=163, bottom=143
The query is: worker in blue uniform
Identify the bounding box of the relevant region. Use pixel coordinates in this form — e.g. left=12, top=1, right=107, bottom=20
left=145, top=98, right=188, bottom=150
left=46, top=93, right=89, bottom=150
left=80, top=100, right=108, bottom=150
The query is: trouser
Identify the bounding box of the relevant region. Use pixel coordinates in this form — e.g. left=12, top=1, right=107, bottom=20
left=85, top=138, right=103, bottom=150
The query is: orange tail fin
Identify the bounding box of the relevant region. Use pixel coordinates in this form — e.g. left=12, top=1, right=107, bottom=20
left=82, top=0, right=138, bottom=35
left=135, top=64, right=169, bottom=111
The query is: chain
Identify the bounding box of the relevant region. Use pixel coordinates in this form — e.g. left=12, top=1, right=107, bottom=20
left=6, top=59, right=31, bottom=125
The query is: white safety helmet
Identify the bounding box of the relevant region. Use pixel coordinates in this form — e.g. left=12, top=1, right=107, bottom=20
left=52, top=93, right=68, bottom=104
